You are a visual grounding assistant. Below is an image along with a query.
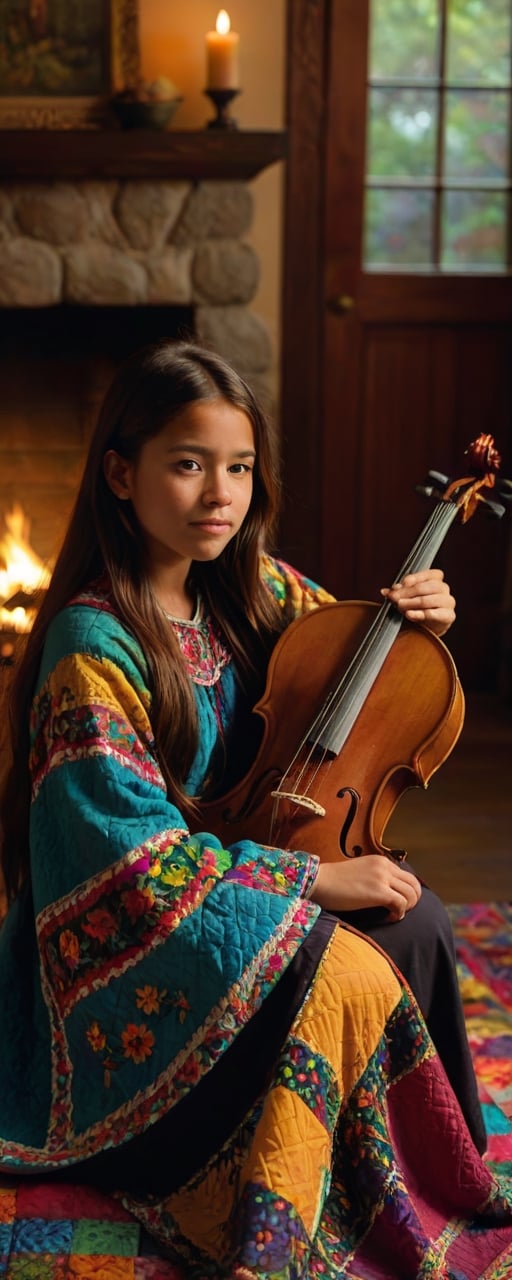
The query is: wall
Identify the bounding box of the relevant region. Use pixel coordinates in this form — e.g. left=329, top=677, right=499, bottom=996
left=139, top=0, right=286, bottom=376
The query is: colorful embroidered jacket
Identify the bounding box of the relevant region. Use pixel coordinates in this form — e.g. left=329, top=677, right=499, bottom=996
left=0, top=556, right=334, bottom=1170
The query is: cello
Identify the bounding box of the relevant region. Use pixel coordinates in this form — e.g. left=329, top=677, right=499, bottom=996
left=198, top=434, right=511, bottom=865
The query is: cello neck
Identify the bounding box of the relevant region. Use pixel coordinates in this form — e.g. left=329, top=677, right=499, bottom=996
left=394, top=496, right=460, bottom=580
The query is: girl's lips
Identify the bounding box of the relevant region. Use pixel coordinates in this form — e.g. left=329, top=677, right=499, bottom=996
left=190, top=521, right=232, bottom=533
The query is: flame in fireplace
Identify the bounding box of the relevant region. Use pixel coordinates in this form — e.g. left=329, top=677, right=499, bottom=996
left=0, top=503, right=52, bottom=635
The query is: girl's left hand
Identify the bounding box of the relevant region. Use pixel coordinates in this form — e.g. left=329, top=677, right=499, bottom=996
left=380, top=569, right=456, bottom=637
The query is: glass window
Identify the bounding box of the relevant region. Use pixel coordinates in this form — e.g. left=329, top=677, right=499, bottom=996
left=365, top=0, right=511, bottom=271
left=365, top=189, right=434, bottom=268
left=446, top=0, right=511, bottom=85
left=442, top=190, right=507, bottom=268
left=368, top=88, right=438, bottom=179
left=369, top=0, right=439, bottom=80
left=444, top=91, right=509, bottom=180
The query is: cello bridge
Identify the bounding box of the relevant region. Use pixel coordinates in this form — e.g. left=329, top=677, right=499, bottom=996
left=270, top=790, right=326, bottom=817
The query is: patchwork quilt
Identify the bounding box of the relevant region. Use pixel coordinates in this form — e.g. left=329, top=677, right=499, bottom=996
left=1, top=906, right=512, bottom=1279
left=0, top=1178, right=181, bottom=1279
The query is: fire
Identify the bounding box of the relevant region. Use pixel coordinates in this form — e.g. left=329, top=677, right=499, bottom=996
left=0, top=503, right=52, bottom=636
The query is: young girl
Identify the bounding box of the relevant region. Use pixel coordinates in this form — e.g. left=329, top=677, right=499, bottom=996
left=0, top=340, right=510, bottom=1278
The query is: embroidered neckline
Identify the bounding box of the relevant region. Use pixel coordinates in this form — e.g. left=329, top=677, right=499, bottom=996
left=167, top=608, right=231, bottom=686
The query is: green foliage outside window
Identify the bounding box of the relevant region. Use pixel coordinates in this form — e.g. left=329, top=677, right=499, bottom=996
left=366, top=0, right=511, bottom=268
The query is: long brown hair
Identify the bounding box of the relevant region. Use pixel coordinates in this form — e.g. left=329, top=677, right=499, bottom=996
left=1, top=340, right=285, bottom=903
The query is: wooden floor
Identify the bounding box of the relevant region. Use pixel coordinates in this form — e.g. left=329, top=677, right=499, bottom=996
left=386, top=693, right=512, bottom=903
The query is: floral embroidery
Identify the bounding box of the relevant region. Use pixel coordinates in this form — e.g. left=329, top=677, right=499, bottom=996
left=171, top=992, right=191, bottom=1023
left=39, top=835, right=232, bottom=1016
left=122, top=887, right=157, bottom=923
left=238, top=1184, right=310, bottom=1275
left=273, top=1039, right=340, bottom=1134
left=168, top=610, right=231, bottom=687
left=85, top=1017, right=157, bottom=1084
left=86, top=1021, right=106, bottom=1053
left=224, top=851, right=315, bottom=899
left=384, top=992, right=433, bottom=1079
left=82, top=907, right=118, bottom=942
left=160, top=865, right=190, bottom=888
left=135, top=984, right=191, bottom=1024
left=30, top=695, right=159, bottom=797
left=135, top=985, right=162, bottom=1015
left=59, top=930, right=80, bottom=971
left=121, top=1023, right=156, bottom=1064
left=86, top=983, right=191, bottom=1086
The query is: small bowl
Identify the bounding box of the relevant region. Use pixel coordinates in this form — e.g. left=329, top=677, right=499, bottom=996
left=110, top=97, right=183, bottom=131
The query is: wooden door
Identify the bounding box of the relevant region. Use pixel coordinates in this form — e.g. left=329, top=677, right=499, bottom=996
left=281, top=0, right=512, bottom=690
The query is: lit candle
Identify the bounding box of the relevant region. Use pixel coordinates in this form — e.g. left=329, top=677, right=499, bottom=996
left=206, top=10, right=240, bottom=90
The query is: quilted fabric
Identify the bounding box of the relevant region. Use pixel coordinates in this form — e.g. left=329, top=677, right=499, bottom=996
left=116, top=926, right=512, bottom=1278
left=0, top=925, right=511, bottom=1277
left=0, top=557, right=330, bottom=1169
left=0, top=1178, right=182, bottom=1277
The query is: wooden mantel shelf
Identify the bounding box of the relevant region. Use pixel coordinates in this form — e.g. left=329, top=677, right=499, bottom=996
left=0, top=130, right=287, bottom=181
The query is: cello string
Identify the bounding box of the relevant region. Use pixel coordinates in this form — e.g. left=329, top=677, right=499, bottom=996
left=276, top=504, right=448, bottom=793
left=311, top=502, right=459, bottom=747
left=306, top=503, right=453, bottom=739
left=277, top=501, right=458, bottom=796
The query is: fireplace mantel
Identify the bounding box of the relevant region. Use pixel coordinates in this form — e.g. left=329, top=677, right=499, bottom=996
left=0, top=129, right=287, bottom=181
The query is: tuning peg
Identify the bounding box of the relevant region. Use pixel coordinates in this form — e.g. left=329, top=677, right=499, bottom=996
left=496, top=478, right=512, bottom=499
left=426, top=470, right=450, bottom=488
left=480, top=498, right=506, bottom=519
left=415, top=469, right=451, bottom=501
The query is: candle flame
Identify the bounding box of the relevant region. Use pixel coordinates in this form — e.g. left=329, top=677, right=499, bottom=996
left=216, top=9, right=231, bottom=35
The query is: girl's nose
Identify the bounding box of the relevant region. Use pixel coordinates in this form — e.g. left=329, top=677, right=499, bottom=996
left=202, top=472, right=232, bottom=507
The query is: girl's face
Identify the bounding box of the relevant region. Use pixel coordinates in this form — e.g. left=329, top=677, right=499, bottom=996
left=104, top=399, right=256, bottom=576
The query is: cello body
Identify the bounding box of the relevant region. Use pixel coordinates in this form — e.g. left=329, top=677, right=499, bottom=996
left=198, top=600, right=465, bottom=863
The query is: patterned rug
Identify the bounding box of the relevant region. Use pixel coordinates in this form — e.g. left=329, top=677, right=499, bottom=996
left=448, top=900, right=512, bottom=1180
left=0, top=902, right=510, bottom=1278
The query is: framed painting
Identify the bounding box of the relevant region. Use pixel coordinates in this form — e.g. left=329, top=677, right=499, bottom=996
left=0, top=0, right=140, bottom=128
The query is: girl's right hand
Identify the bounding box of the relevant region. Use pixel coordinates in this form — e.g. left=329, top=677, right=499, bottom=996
left=308, top=855, right=421, bottom=922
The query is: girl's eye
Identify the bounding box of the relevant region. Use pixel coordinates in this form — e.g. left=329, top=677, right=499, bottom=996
left=177, top=459, right=201, bottom=472
left=229, top=463, right=253, bottom=474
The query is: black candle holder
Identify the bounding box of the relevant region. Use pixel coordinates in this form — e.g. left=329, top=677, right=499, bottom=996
left=204, top=88, right=240, bottom=130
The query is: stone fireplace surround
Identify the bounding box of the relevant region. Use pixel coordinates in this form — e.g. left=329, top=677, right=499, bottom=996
left=0, top=177, right=271, bottom=370
left=0, top=140, right=282, bottom=563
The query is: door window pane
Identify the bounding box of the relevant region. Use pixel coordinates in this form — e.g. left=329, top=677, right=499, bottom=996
left=370, top=0, right=439, bottom=79
left=446, top=0, right=512, bottom=85
left=442, top=191, right=507, bottom=268
left=365, top=189, right=434, bottom=267
left=368, top=88, right=438, bottom=178
left=366, top=0, right=511, bottom=271
left=445, top=91, right=510, bottom=180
